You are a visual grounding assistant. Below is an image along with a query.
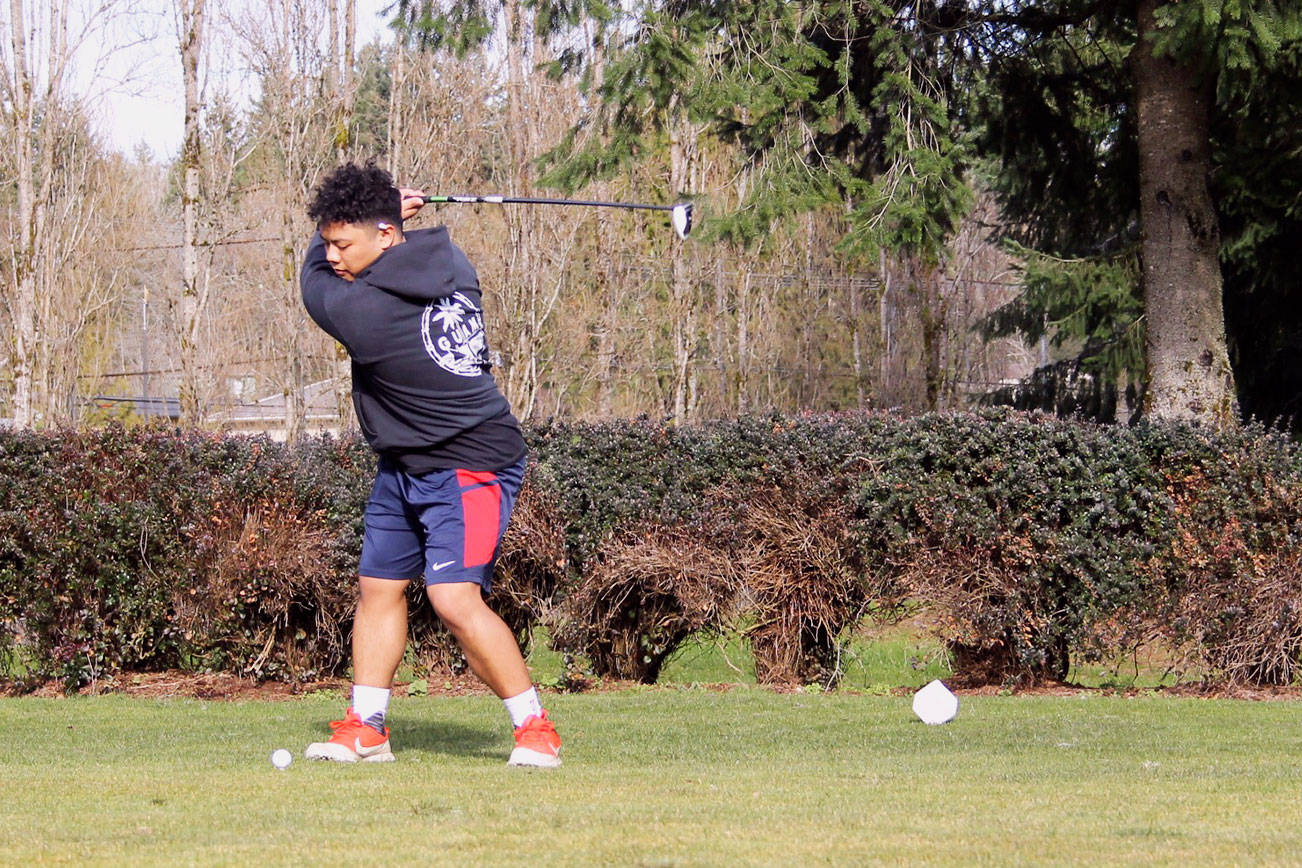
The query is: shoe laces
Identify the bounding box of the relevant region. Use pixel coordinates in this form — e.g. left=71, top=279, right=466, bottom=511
left=516, top=710, right=554, bottom=735
left=329, top=709, right=366, bottom=734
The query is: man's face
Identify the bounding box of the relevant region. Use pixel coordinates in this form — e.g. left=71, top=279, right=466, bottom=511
left=319, top=221, right=399, bottom=282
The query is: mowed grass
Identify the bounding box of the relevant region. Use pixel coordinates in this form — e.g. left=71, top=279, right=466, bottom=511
left=3, top=689, right=1301, bottom=866
left=528, top=624, right=955, bottom=692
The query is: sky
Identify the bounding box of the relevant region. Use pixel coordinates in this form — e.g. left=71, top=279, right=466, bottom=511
left=83, top=0, right=396, bottom=161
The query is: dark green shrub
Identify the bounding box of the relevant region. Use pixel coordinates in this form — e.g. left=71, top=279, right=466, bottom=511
left=856, top=410, right=1167, bottom=685
left=1, top=426, right=202, bottom=687
left=0, top=426, right=370, bottom=688
left=1137, top=423, right=1302, bottom=685
left=4, top=413, right=1301, bottom=692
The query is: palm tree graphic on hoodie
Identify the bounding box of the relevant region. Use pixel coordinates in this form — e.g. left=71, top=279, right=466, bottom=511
left=421, top=292, right=488, bottom=377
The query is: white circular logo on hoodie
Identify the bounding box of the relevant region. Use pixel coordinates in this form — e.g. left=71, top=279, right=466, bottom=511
left=421, top=292, right=487, bottom=377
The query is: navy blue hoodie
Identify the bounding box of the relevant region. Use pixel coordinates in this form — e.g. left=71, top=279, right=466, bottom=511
left=300, top=226, right=525, bottom=474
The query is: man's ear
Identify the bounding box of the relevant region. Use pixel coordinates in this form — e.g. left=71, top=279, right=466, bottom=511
left=377, top=221, right=400, bottom=249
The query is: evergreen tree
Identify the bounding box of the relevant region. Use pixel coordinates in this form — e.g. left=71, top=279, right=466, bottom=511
left=972, top=0, right=1300, bottom=428
left=538, top=1, right=972, bottom=261
left=1214, top=26, right=1302, bottom=429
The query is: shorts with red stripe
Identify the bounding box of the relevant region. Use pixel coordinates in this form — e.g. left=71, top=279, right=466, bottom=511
left=359, top=455, right=526, bottom=590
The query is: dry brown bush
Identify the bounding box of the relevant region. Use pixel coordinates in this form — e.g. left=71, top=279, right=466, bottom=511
left=177, top=500, right=353, bottom=679
left=737, top=484, right=871, bottom=685
left=1160, top=502, right=1302, bottom=687
left=896, top=545, right=1070, bottom=685
left=552, top=474, right=873, bottom=686
left=552, top=526, right=744, bottom=682
left=493, top=473, right=570, bottom=643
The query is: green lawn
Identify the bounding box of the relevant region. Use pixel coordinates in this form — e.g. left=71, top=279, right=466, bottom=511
left=542, top=624, right=1178, bottom=693
left=527, top=624, right=955, bottom=692
left=3, top=690, right=1300, bottom=865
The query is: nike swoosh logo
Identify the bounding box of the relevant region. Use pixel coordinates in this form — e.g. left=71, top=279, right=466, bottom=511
left=353, top=738, right=388, bottom=756
left=431, top=560, right=456, bottom=571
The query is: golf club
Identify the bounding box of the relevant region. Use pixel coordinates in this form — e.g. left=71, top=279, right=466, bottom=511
left=422, top=194, right=694, bottom=240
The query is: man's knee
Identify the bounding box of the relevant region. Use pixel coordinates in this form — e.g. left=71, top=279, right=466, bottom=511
left=358, top=575, right=409, bottom=609
left=427, top=582, right=487, bottom=631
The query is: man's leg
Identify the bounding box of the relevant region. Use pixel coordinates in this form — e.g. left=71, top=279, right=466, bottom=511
left=429, top=581, right=561, bottom=767
left=427, top=581, right=531, bottom=697
left=305, top=576, right=409, bottom=763
left=353, top=575, right=411, bottom=688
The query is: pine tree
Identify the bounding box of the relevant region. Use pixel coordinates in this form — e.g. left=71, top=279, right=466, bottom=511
left=972, top=0, right=1300, bottom=428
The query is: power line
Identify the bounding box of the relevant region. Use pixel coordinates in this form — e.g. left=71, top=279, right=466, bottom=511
left=81, top=355, right=337, bottom=380
left=113, top=235, right=282, bottom=252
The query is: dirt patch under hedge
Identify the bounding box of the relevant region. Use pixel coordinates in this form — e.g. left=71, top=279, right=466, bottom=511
left=5, top=672, right=482, bottom=701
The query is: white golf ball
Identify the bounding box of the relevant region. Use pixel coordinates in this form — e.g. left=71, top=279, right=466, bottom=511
left=270, top=748, right=293, bottom=769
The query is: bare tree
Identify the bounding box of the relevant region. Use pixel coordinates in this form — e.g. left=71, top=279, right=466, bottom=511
left=235, top=0, right=338, bottom=442
left=666, top=102, right=701, bottom=424
left=2, top=0, right=142, bottom=426
left=392, top=6, right=586, bottom=421
left=175, top=0, right=206, bottom=424
left=0, top=0, right=1046, bottom=432
left=3, top=0, right=46, bottom=426
left=494, top=0, right=548, bottom=418
left=330, top=0, right=356, bottom=428
left=336, top=0, right=355, bottom=162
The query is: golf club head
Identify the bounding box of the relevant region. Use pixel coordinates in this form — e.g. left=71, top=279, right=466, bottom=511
left=672, top=203, right=693, bottom=240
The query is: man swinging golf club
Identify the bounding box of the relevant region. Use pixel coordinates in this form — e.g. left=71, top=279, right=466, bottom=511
left=300, top=161, right=560, bottom=768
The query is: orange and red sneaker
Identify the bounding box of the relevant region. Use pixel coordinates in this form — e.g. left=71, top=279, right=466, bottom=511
left=508, top=710, right=562, bottom=768
left=305, top=708, right=394, bottom=763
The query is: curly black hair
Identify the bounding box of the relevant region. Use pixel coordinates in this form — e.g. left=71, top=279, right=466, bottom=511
left=307, top=161, right=402, bottom=229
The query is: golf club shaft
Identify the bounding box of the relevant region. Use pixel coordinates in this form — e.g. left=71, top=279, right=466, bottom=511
left=423, top=194, right=679, bottom=212
left=422, top=194, right=694, bottom=239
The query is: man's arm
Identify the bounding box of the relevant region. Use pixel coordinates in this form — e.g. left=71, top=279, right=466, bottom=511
left=300, top=187, right=423, bottom=340
left=300, top=232, right=347, bottom=343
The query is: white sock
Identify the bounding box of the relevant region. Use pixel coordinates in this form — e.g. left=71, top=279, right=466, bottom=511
left=503, top=687, right=543, bottom=728
left=352, top=684, right=391, bottom=729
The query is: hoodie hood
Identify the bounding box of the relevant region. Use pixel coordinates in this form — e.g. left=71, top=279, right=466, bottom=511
left=360, top=226, right=478, bottom=300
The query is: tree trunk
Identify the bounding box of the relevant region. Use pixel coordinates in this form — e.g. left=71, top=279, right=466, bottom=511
left=333, top=0, right=357, bottom=430
left=850, top=281, right=866, bottom=410
left=386, top=44, right=404, bottom=173
left=335, top=0, right=356, bottom=161
left=178, top=0, right=206, bottom=425
left=501, top=0, right=542, bottom=418
left=878, top=251, right=893, bottom=407
left=918, top=264, right=946, bottom=411
left=1134, top=0, right=1237, bottom=427
left=327, top=0, right=338, bottom=93
left=7, top=0, right=37, bottom=427
left=667, top=102, right=696, bottom=424
left=31, top=0, right=69, bottom=423
left=282, top=223, right=305, bottom=443
left=736, top=267, right=751, bottom=415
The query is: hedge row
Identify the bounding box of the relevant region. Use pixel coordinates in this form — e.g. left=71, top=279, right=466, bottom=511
left=2, top=411, right=1300, bottom=691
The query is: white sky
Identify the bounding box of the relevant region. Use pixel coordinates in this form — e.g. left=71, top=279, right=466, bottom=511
left=82, top=0, right=396, bottom=161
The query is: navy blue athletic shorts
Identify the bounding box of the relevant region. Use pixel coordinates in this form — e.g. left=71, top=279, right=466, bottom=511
left=358, top=455, right=526, bottom=590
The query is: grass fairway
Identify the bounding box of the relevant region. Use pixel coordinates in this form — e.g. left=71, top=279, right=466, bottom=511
left=2, top=690, right=1301, bottom=865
